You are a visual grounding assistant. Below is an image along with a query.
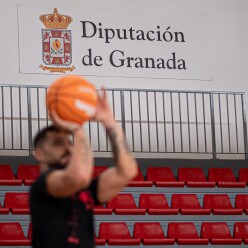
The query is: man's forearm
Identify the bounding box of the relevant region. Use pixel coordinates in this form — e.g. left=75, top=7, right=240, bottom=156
left=106, top=122, right=137, bottom=180
left=66, top=129, right=93, bottom=186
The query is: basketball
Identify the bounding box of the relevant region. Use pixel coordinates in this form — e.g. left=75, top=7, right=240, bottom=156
left=47, top=75, right=98, bottom=124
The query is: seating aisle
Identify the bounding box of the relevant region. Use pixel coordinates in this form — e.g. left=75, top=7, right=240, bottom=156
left=0, top=164, right=248, bottom=247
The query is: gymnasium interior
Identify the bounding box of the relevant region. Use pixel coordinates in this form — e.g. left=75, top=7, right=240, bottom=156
left=1, top=0, right=248, bottom=247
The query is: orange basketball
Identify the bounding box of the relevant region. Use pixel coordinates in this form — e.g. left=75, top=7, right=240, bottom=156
left=47, top=75, right=98, bottom=124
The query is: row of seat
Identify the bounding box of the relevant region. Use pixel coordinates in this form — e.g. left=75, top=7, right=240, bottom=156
left=100, top=193, right=248, bottom=215
left=96, top=222, right=248, bottom=245
left=2, top=192, right=248, bottom=215
left=1, top=164, right=248, bottom=187
left=0, top=165, right=39, bottom=186
left=1, top=222, right=248, bottom=245
left=145, top=167, right=248, bottom=187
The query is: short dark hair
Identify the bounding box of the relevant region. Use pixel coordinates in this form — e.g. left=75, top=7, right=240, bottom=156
left=33, top=125, right=61, bottom=148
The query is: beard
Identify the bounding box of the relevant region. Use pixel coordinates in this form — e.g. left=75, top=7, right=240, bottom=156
left=47, top=150, right=71, bottom=170
left=47, top=162, right=67, bottom=170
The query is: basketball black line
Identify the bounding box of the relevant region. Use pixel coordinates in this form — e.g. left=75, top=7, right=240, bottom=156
left=49, top=79, right=69, bottom=118
left=48, top=84, right=62, bottom=117
left=47, top=96, right=94, bottom=110
left=48, top=99, right=84, bottom=124
left=47, top=92, right=96, bottom=105
left=48, top=98, right=89, bottom=121
left=55, top=80, right=68, bottom=118
left=48, top=100, right=82, bottom=122
left=58, top=100, right=84, bottom=123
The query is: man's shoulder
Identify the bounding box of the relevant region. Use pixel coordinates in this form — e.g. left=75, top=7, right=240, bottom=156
left=31, top=168, right=56, bottom=192
left=30, top=172, right=49, bottom=198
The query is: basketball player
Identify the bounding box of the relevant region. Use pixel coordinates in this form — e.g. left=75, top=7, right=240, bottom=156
left=30, top=88, right=138, bottom=248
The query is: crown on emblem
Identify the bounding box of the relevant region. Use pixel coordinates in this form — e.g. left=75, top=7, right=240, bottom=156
left=39, top=8, right=73, bottom=29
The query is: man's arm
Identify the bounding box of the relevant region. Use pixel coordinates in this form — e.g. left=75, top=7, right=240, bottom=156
left=92, top=89, right=138, bottom=203
left=97, top=121, right=138, bottom=203
left=46, top=113, right=94, bottom=197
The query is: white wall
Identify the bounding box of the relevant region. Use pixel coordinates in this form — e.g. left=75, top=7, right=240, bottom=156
left=0, top=0, right=248, bottom=159
left=0, top=0, right=247, bottom=92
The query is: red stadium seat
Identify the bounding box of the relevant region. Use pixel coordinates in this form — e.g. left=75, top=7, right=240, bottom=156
left=93, top=205, right=112, bottom=215
left=208, top=168, right=246, bottom=188
left=204, top=194, right=242, bottom=215
left=0, top=222, right=31, bottom=246
left=239, top=168, right=248, bottom=184
left=0, top=203, right=9, bottom=214
left=0, top=164, right=22, bottom=186
left=107, top=194, right=146, bottom=215
left=146, top=167, right=184, bottom=187
left=168, top=222, right=208, bottom=245
left=128, top=168, right=153, bottom=187
left=94, top=232, right=106, bottom=245
left=178, top=168, right=215, bottom=187
left=28, top=223, right=32, bottom=240
left=92, top=167, right=112, bottom=215
left=171, top=194, right=211, bottom=215
left=201, top=222, right=242, bottom=244
left=4, top=193, right=30, bottom=214
left=236, top=194, right=248, bottom=214
left=17, top=165, right=40, bottom=185
left=234, top=222, right=248, bottom=244
left=134, top=222, right=175, bottom=245
left=139, top=194, right=178, bottom=215
left=99, top=222, right=140, bottom=245
left=93, top=166, right=108, bottom=179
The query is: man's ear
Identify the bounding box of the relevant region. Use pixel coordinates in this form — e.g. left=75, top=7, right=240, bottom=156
left=33, top=148, right=44, bottom=162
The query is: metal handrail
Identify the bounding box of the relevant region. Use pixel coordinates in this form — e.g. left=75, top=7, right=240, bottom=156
left=0, top=83, right=245, bottom=94
left=0, top=84, right=247, bottom=158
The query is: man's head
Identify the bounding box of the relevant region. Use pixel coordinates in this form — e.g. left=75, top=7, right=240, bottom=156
left=33, top=126, right=73, bottom=169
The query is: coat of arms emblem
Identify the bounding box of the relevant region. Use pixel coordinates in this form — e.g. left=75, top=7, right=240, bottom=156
left=39, top=8, right=75, bottom=73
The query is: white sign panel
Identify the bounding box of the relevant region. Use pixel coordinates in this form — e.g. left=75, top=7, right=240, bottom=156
left=18, top=4, right=211, bottom=80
